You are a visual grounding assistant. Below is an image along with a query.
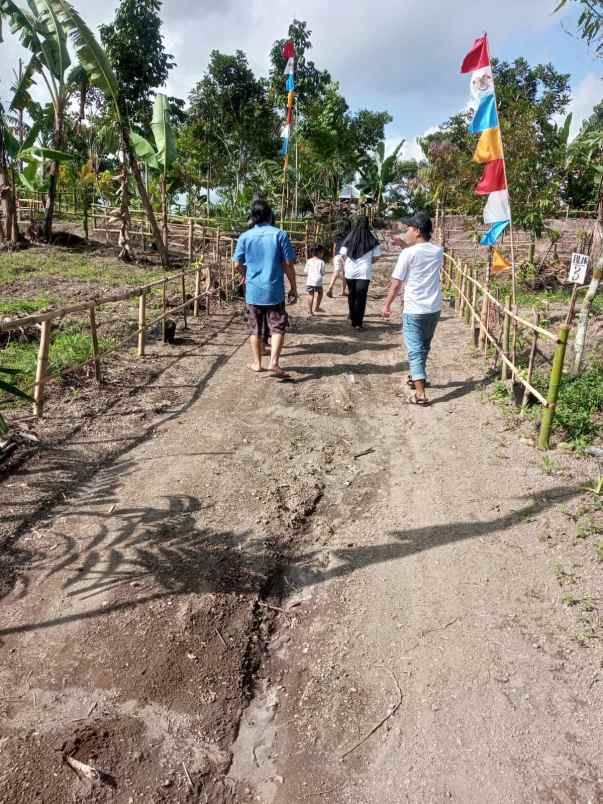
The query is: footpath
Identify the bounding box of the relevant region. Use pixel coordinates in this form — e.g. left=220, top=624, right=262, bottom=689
left=1, top=254, right=601, bottom=804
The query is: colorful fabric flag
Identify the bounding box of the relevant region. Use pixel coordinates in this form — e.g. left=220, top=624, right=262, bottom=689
left=481, top=220, right=509, bottom=246
left=491, top=249, right=511, bottom=273
left=470, top=66, right=494, bottom=101
left=282, top=40, right=295, bottom=60
left=473, top=127, right=503, bottom=163
left=287, top=106, right=293, bottom=124
left=284, top=57, right=294, bottom=75
left=476, top=159, right=507, bottom=195
left=461, top=36, right=490, bottom=74
left=287, top=90, right=295, bottom=108
left=483, top=190, right=510, bottom=224
left=286, top=74, right=295, bottom=92
left=469, top=94, right=498, bottom=133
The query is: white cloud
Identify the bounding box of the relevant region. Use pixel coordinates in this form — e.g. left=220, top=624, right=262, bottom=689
left=565, top=73, right=602, bottom=139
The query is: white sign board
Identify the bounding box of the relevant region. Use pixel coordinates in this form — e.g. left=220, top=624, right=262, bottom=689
left=568, top=252, right=589, bottom=285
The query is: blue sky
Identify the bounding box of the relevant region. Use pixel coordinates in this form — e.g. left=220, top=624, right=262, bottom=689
left=0, top=0, right=600, bottom=159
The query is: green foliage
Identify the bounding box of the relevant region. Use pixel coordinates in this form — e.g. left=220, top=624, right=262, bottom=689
left=357, top=140, right=405, bottom=210
left=555, top=0, right=603, bottom=57
left=99, top=0, right=176, bottom=132
left=0, top=298, right=56, bottom=315
left=535, top=363, right=603, bottom=447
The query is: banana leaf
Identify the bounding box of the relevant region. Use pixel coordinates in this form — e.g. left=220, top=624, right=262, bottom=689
left=48, top=0, right=122, bottom=122
left=130, top=131, right=160, bottom=171
left=151, top=93, right=177, bottom=170
left=10, top=55, right=40, bottom=111
left=21, top=144, right=76, bottom=162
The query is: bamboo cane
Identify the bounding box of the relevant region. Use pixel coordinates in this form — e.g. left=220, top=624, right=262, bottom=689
left=538, top=325, right=570, bottom=450
left=89, top=304, right=102, bottom=384
left=521, top=311, right=540, bottom=412
left=33, top=319, right=51, bottom=418
left=501, top=296, right=511, bottom=381
left=138, top=293, right=146, bottom=357
left=188, top=218, right=194, bottom=265
left=193, top=267, right=201, bottom=317
left=181, top=274, right=188, bottom=329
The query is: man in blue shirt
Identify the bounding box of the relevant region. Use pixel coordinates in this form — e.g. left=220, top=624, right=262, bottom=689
left=233, top=200, right=297, bottom=378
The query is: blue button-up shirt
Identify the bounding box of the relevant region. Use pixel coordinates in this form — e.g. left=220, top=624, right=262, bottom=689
left=233, top=224, right=296, bottom=306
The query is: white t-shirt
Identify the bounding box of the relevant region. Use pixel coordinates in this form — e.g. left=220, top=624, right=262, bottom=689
left=392, top=242, right=443, bottom=314
left=304, top=257, right=325, bottom=286
left=340, top=245, right=382, bottom=280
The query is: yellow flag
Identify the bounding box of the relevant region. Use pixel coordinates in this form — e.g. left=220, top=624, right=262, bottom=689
left=492, top=248, right=511, bottom=273
left=287, top=90, right=295, bottom=108
left=473, top=127, right=504, bottom=164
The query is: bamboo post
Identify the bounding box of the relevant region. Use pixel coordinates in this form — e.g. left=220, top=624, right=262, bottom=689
left=521, top=312, right=540, bottom=412
left=181, top=273, right=188, bottom=329
left=538, top=324, right=570, bottom=450
left=187, top=218, right=194, bottom=265
left=193, top=266, right=201, bottom=317
left=89, top=304, right=102, bottom=383
left=458, top=267, right=466, bottom=317
left=138, top=293, right=146, bottom=357
left=162, top=279, right=167, bottom=341
left=33, top=319, right=51, bottom=418
left=465, top=267, right=473, bottom=326
left=501, top=296, right=511, bottom=381
left=471, top=273, right=479, bottom=347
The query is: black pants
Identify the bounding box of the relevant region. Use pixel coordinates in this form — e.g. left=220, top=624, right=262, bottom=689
left=346, top=278, right=370, bottom=327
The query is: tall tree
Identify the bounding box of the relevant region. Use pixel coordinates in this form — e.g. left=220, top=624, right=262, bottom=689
left=555, top=0, right=603, bottom=56
left=99, top=0, right=175, bottom=133
left=179, top=50, right=279, bottom=203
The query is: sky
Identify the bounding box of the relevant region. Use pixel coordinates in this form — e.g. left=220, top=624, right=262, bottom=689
left=0, top=0, right=601, bottom=161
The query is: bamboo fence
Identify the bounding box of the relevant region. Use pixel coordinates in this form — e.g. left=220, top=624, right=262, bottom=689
left=0, top=262, right=225, bottom=420
left=443, top=251, right=576, bottom=450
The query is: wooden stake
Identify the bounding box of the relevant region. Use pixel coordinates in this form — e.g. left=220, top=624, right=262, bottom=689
left=501, top=296, right=511, bottom=381
left=162, top=279, right=167, bottom=342
left=89, top=304, right=102, bottom=384
left=138, top=293, right=146, bottom=357
left=521, top=311, right=540, bottom=412
left=33, top=319, right=51, bottom=418
left=187, top=218, right=194, bottom=265
left=181, top=274, right=188, bottom=329
left=471, top=272, right=479, bottom=347
left=193, top=266, right=201, bottom=317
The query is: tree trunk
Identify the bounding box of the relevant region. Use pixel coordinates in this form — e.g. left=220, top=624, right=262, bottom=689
left=0, top=145, right=19, bottom=245
left=117, top=150, right=133, bottom=263
left=43, top=108, right=64, bottom=242
left=160, top=175, right=168, bottom=248
left=122, top=125, right=170, bottom=270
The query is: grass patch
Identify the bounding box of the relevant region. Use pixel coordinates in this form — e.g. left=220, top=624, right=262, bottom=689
left=0, top=249, right=164, bottom=289
left=1, top=327, right=114, bottom=404
left=533, top=364, right=603, bottom=448
left=490, top=282, right=603, bottom=316
left=0, top=297, right=56, bottom=316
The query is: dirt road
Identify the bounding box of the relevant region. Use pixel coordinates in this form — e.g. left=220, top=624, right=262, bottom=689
left=1, top=253, right=602, bottom=803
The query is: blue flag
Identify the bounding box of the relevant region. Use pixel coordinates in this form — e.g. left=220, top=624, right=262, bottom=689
left=469, top=94, right=498, bottom=134
left=286, top=74, right=295, bottom=92
left=481, top=220, right=509, bottom=246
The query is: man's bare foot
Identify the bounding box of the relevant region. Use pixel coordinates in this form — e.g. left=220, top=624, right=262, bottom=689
left=268, top=365, right=291, bottom=379
left=248, top=363, right=264, bottom=373
left=315, top=306, right=325, bottom=312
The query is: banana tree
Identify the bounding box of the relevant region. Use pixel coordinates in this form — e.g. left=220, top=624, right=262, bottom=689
left=47, top=0, right=170, bottom=269
left=0, top=0, right=74, bottom=241
left=357, top=140, right=405, bottom=212
left=131, top=94, right=177, bottom=247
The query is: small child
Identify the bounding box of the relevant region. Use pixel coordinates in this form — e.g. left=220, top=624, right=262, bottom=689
left=304, top=245, right=325, bottom=316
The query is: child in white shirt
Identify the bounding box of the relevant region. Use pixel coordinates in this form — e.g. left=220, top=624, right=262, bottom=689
left=304, top=244, right=326, bottom=316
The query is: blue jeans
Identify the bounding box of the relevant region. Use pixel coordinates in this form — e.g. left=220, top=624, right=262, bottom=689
left=403, top=312, right=441, bottom=381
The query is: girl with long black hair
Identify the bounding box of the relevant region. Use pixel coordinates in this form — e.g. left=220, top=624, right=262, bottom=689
left=339, top=216, right=381, bottom=328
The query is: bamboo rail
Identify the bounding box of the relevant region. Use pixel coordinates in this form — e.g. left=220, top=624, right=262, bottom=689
left=442, top=251, right=574, bottom=446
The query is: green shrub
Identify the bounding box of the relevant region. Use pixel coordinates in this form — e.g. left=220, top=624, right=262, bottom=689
left=535, top=364, right=603, bottom=447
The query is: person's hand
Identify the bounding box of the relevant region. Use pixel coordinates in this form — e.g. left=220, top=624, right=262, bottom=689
left=288, top=289, right=298, bottom=305
left=382, top=305, right=391, bottom=319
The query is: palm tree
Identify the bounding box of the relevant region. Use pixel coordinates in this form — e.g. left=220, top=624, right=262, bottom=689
left=357, top=140, right=405, bottom=212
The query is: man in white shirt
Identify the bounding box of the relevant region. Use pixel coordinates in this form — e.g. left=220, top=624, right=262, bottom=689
left=383, top=213, right=443, bottom=406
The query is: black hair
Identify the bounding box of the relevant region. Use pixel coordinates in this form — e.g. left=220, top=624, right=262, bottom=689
left=250, top=199, right=273, bottom=225
left=417, top=223, right=432, bottom=241
left=341, top=215, right=379, bottom=260
left=312, top=244, right=325, bottom=257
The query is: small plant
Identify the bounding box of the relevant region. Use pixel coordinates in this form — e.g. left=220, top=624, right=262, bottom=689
left=542, top=455, right=557, bottom=475
left=583, top=476, right=603, bottom=496
left=554, top=562, right=577, bottom=586
left=596, top=541, right=603, bottom=562
left=0, top=367, right=34, bottom=435
left=491, top=381, right=511, bottom=403
left=561, top=593, right=580, bottom=606
left=533, top=364, right=603, bottom=448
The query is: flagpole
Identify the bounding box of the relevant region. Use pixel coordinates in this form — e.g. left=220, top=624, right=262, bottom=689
left=485, top=34, right=516, bottom=307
